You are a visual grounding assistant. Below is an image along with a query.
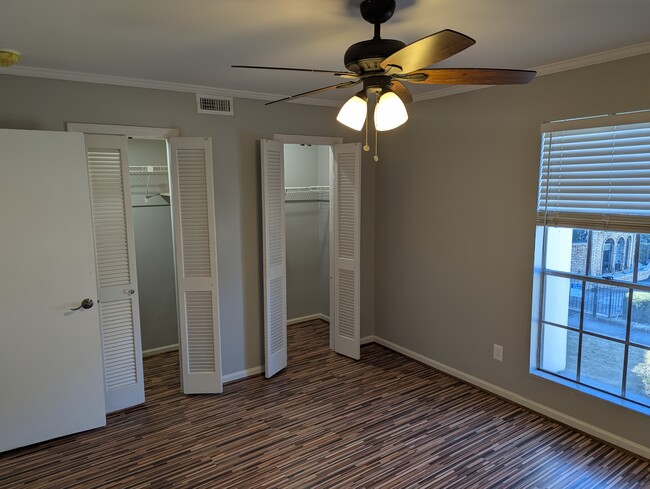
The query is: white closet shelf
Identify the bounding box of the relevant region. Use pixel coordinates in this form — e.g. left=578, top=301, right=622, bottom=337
left=129, top=165, right=168, bottom=175
left=285, top=185, right=329, bottom=192
left=285, top=185, right=329, bottom=203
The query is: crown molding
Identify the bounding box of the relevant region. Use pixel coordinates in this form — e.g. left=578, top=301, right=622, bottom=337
left=0, top=66, right=342, bottom=107
left=414, top=41, right=650, bottom=103
left=2, top=41, right=649, bottom=106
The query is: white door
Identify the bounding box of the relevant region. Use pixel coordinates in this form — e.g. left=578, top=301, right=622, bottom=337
left=332, top=143, right=362, bottom=359
left=169, top=137, right=222, bottom=394
left=261, top=139, right=288, bottom=377
left=84, top=134, right=145, bottom=413
left=0, top=129, right=106, bottom=453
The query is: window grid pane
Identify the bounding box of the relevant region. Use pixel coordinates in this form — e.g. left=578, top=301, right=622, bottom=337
left=538, top=228, right=650, bottom=409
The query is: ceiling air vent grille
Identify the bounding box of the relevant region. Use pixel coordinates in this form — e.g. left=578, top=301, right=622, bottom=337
left=196, top=94, right=233, bottom=115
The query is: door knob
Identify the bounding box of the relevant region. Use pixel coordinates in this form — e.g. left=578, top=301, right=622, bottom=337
left=125, top=289, right=135, bottom=296
left=70, top=298, right=94, bottom=311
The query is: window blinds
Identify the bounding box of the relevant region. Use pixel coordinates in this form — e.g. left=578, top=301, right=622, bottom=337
left=537, top=111, right=650, bottom=232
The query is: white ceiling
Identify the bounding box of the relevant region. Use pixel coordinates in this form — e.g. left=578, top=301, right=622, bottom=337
left=1, top=0, right=649, bottom=105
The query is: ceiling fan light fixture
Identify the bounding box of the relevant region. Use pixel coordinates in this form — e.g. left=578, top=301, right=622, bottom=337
left=374, top=90, right=408, bottom=131
left=0, top=49, right=21, bottom=67
left=336, top=91, right=368, bottom=131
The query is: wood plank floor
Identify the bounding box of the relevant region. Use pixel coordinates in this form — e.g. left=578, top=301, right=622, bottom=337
left=1, top=319, right=649, bottom=488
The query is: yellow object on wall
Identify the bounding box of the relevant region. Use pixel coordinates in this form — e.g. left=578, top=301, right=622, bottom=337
left=0, top=50, right=21, bottom=67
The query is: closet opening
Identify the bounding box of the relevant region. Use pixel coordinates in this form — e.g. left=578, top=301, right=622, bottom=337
left=127, top=138, right=180, bottom=361
left=262, top=135, right=359, bottom=377
left=67, top=122, right=223, bottom=410
left=284, top=143, right=333, bottom=345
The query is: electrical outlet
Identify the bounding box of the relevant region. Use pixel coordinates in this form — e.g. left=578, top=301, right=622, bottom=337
left=493, top=344, right=503, bottom=362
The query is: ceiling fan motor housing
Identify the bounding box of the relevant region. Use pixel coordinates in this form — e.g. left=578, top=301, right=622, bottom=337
left=344, top=38, right=406, bottom=73
left=360, top=0, right=396, bottom=24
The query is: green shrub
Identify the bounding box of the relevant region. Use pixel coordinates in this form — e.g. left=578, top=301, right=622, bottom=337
left=624, top=293, right=650, bottom=325
left=632, top=362, right=650, bottom=395
left=633, top=293, right=650, bottom=324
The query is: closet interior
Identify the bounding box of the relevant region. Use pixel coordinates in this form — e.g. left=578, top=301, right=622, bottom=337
left=284, top=143, right=332, bottom=324
left=128, top=139, right=179, bottom=355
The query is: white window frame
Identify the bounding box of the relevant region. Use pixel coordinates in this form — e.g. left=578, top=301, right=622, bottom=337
left=531, top=110, right=650, bottom=415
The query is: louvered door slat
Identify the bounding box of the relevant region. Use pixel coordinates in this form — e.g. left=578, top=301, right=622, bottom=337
left=84, top=134, right=145, bottom=413
left=333, top=143, right=361, bottom=360
left=337, top=269, right=356, bottom=339
left=170, top=137, right=222, bottom=394
left=185, top=291, right=216, bottom=373
left=261, top=140, right=287, bottom=378
left=177, top=148, right=211, bottom=279
left=87, top=148, right=131, bottom=288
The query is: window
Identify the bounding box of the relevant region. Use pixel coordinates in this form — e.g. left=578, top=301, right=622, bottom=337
left=533, top=111, right=650, bottom=411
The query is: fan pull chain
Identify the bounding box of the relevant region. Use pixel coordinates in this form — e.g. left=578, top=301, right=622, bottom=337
left=374, top=129, right=379, bottom=162
left=363, top=110, right=370, bottom=152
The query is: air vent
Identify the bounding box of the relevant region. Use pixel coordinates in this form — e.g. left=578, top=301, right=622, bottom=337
left=196, top=94, right=233, bottom=115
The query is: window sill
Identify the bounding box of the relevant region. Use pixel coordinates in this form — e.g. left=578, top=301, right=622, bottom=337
left=530, top=368, right=650, bottom=417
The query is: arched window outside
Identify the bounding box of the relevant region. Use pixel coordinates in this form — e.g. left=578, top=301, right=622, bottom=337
left=615, top=237, right=625, bottom=271
left=625, top=236, right=632, bottom=269
left=602, top=238, right=615, bottom=273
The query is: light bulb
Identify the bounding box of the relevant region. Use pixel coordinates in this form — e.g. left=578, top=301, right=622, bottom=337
left=374, top=91, right=408, bottom=131
left=336, top=92, right=367, bottom=131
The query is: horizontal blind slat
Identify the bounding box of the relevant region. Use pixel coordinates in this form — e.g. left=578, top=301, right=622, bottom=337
left=538, top=119, right=650, bottom=230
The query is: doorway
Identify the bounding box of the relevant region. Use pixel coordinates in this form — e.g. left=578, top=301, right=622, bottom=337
left=260, top=137, right=362, bottom=378
left=127, top=139, right=179, bottom=356
left=68, top=123, right=223, bottom=410
left=284, top=143, right=332, bottom=329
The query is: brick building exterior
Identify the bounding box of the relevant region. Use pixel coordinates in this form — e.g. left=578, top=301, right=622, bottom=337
left=570, top=231, right=649, bottom=278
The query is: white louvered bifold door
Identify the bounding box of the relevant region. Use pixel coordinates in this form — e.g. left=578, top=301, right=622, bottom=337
left=261, top=139, right=287, bottom=378
left=169, top=137, right=222, bottom=394
left=333, top=143, right=361, bottom=360
left=84, top=134, right=145, bottom=413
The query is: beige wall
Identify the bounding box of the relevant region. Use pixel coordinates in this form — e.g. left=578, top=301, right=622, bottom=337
left=373, top=54, right=650, bottom=448
left=0, top=74, right=375, bottom=376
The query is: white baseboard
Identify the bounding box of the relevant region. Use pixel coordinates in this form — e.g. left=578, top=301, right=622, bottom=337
left=223, top=315, right=328, bottom=384
left=360, top=335, right=375, bottom=345
left=287, top=313, right=330, bottom=326
left=142, top=344, right=179, bottom=357
left=372, top=336, right=650, bottom=459
left=223, top=365, right=264, bottom=384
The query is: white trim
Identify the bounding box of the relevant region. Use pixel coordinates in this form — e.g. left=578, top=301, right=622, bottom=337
left=534, top=42, right=650, bottom=77
left=360, top=335, right=375, bottom=345
left=372, top=335, right=650, bottom=459
left=223, top=365, right=264, bottom=384
left=274, top=134, right=344, bottom=145
left=541, top=110, right=650, bottom=133
left=414, top=41, right=650, bottom=102
left=67, top=123, right=179, bottom=139
left=2, top=42, right=648, bottom=106
left=287, top=313, right=330, bottom=326
left=142, top=344, right=179, bottom=358
left=1, top=66, right=341, bottom=107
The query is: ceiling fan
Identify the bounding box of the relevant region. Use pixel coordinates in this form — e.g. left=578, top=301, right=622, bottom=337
left=233, top=0, right=535, bottom=156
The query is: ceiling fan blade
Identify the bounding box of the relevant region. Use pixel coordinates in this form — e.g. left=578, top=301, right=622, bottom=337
left=232, top=65, right=357, bottom=77
left=380, top=29, right=475, bottom=74
left=265, top=80, right=361, bottom=105
left=403, top=68, right=536, bottom=85
left=390, top=80, right=413, bottom=104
